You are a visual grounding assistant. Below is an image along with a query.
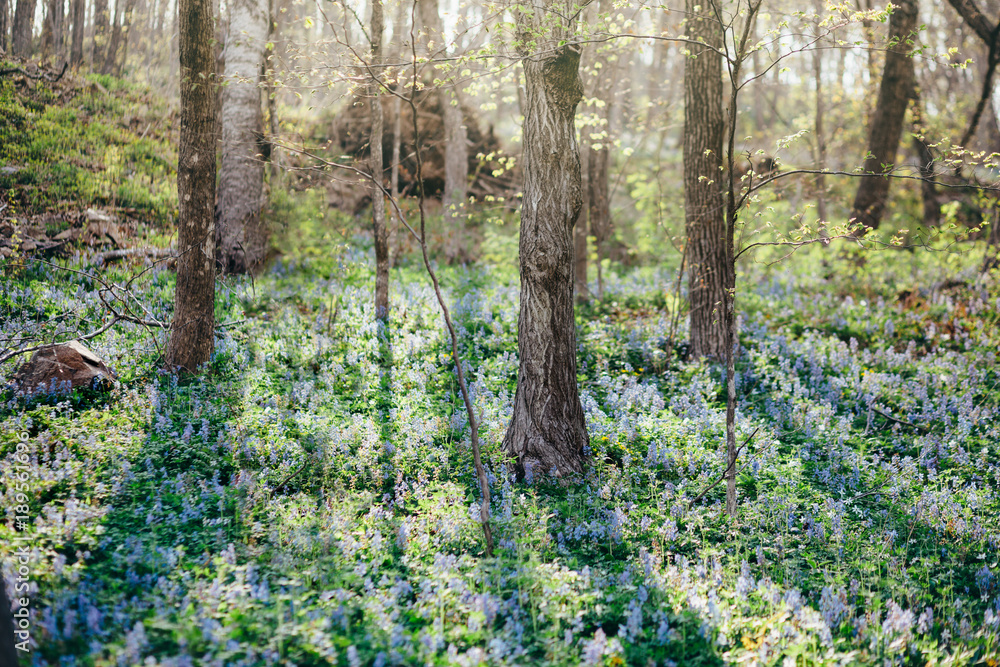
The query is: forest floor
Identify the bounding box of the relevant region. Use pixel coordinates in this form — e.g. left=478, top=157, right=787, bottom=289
left=2, top=71, right=1000, bottom=667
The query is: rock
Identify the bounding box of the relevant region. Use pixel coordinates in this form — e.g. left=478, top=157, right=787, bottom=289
left=10, top=341, right=116, bottom=394
left=85, top=208, right=114, bottom=223
left=53, top=227, right=81, bottom=241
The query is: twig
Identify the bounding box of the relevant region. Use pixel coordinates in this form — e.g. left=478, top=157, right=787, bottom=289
left=0, top=61, right=68, bottom=82
left=274, top=459, right=309, bottom=493
left=0, top=317, right=120, bottom=366
left=688, top=427, right=760, bottom=506
left=95, top=247, right=176, bottom=266
left=871, top=407, right=930, bottom=433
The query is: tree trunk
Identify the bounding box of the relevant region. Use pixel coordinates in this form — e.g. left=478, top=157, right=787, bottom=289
left=166, top=0, right=217, bottom=373
left=813, top=0, right=827, bottom=225
left=370, top=0, right=389, bottom=320
left=69, top=0, right=84, bottom=65
left=503, top=2, right=589, bottom=479
left=683, top=0, right=729, bottom=360
left=217, top=0, right=269, bottom=274
left=587, top=1, right=615, bottom=299
left=40, top=0, right=64, bottom=59
left=101, top=0, right=135, bottom=74
left=911, top=93, right=939, bottom=226
left=850, top=0, right=918, bottom=232
left=442, top=86, right=468, bottom=224
left=588, top=142, right=610, bottom=297
left=574, top=125, right=589, bottom=302
left=418, top=0, right=467, bottom=227
left=11, top=0, right=37, bottom=57
left=92, top=0, right=109, bottom=65
left=0, top=0, right=8, bottom=53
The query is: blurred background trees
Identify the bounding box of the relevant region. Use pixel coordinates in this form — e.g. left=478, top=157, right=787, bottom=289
left=2, top=0, right=1000, bottom=363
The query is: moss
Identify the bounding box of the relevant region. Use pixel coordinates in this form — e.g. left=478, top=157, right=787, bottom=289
left=0, top=74, right=177, bottom=224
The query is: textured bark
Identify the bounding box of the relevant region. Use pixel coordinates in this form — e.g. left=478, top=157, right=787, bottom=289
left=850, top=0, right=918, bottom=232
left=683, top=0, right=729, bottom=360
left=166, top=0, right=217, bottom=373
left=502, top=1, right=589, bottom=478
left=217, top=0, right=269, bottom=274
left=370, top=0, right=388, bottom=320
left=11, top=0, right=37, bottom=57
left=69, top=0, right=84, bottom=65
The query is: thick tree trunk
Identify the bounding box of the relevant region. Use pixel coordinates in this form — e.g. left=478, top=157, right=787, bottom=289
left=503, top=2, right=588, bottom=479
left=11, top=0, right=37, bottom=57
left=370, top=0, right=388, bottom=320
left=166, top=0, right=217, bottom=373
left=683, top=0, right=729, bottom=360
left=850, top=0, right=918, bottom=232
left=69, top=0, right=84, bottom=65
left=217, top=0, right=269, bottom=274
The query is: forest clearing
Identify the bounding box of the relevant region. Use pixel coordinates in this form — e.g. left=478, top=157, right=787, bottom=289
left=1, top=0, right=1000, bottom=664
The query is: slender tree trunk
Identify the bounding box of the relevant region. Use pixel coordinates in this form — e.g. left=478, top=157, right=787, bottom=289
left=102, top=0, right=135, bottom=74
left=69, top=0, right=84, bottom=64
left=370, top=0, right=389, bottom=319
left=574, top=127, right=589, bottom=302
left=0, top=0, right=8, bottom=53
left=503, top=2, right=589, bottom=479
left=11, top=0, right=38, bottom=57
left=389, top=0, right=404, bottom=199
left=587, top=0, right=615, bottom=299
left=813, top=0, right=827, bottom=225
left=442, top=86, right=467, bottom=224
left=850, top=0, right=918, bottom=232
left=911, top=93, right=939, bottom=226
left=40, top=0, right=64, bottom=59
left=217, top=0, right=269, bottom=274
left=683, top=0, right=729, bottom=360
left=418, top=0, right=467, bottom=227
left=166, top=0, right=217, bottom=373
left=101, top=0, right=121, bottom=72
left=92, top=0, right=109, bottom=64
left=116, top=0, right=138, bottom=74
